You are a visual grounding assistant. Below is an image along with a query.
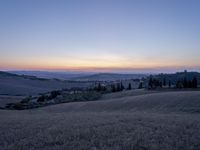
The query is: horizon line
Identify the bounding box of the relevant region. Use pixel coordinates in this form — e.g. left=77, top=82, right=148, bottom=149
left=1, top=67, right=200, bottom=74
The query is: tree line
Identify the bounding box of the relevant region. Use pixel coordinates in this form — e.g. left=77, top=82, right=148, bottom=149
left=148, top=76, right=198, bottom=89
left=93, top=81, right=143, bottom=93
left=176, top=77, right=198, bottom=88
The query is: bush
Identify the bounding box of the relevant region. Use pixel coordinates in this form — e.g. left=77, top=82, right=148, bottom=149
left=81, top=91, right=101, bottom=101
left=64, top=91, right=102, bottom=102
left=12, top=103, right=25, bottom=110
left=21, top=96, right=32, bottom=104
left=37, top=95, right=46, bottom=102
left=50, top=90, right=61, bottom=99
left=47, top=90, right=61, bottom=100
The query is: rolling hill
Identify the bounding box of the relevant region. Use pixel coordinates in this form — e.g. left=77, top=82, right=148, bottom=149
left=9, top=71, right=92, bottom=80
left=1, top=90, right=200, bottom=150
left=0, top=71, right=92, bottom=96
left=72, top=73, right=147, bottom=81
left=42, top=90, right=200, bottom=113
left=10, top=71, right=144, bottom=81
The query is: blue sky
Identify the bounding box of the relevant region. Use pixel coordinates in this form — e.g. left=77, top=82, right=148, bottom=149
left=0, top=0, right=200, bottom=72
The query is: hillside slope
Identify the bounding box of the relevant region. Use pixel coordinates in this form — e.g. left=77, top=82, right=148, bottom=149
left=9, top=71, right=92, bottom=80
left=1, top=91, right=200, bottom=150
left=0, top=71, right=91, bottom=96
left=41, top=91, right=200, bottom=113
left=73, top=73, right=147, bottom=81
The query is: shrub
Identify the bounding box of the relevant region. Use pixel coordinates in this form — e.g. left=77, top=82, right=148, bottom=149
left=21, top=96, right=32, bottom=104
left=49, top=90, right=61, bottom=99
left=12, top=103, right=25, bottom=110
left=37, top=95, right=46, bottom=102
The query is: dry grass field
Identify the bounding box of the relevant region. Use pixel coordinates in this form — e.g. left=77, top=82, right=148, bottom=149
left=1, top=90, right=200, bottom=150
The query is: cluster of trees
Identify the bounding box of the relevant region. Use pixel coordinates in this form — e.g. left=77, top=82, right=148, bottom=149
left=111, top=82, right=125, bottom=92
left=127, top=83, right=132, bottom=90
left=94, top=82, right=138, bottom=93
left=148, top=78, right=163, bottom=89
left=148, top=76, right=198, bottom=89
left=148, top=77, right=171, bottom=89
left=94, top=81, right=144, bottom=93
left=37, top=90, right=61, bottom=102
left=94, top=82, right=125, bottom=93
left=94, top=83, right=107, bottom=92
left=176, top=77, right=198, bottom=88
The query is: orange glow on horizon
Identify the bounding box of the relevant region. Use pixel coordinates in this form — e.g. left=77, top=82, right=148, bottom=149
left=0, top=56, right=199, bottom=72
left=1, top=63, right=199, bottom=72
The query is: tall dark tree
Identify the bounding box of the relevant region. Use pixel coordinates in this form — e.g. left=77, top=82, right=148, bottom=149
left=168, top=80, right=171, bottom=88
left=117, top=83, right=121, bottom=91
left=120, top=82, right=124, bottom=90
left=192, top=77, right=198, bottom=88
left=97, top=83, right=101, bottom=91
left=102, top=86, right=106, bottom=91
left=111, top=84, right=116, bottom=92
left=163, top=78, right=166, bottom=86
left=188, top=80, right=192, bottom=88
left=128, top=83, right=132, bottom=90
left=159, top=81, right=162, bottom=88
left=148, top=76, right=153, bottom=89
left=183, top=77, right=188, bottom=88
left=138, top=82, right=143, bottom=89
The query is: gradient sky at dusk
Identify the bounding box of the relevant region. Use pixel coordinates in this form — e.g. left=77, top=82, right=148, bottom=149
left=0, top=0, right=200, bottom=72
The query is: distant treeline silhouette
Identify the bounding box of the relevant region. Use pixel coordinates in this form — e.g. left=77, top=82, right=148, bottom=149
left=176, top=77, right=197, bottom=88
left=93, top=79, right=144, bottom=93
left=94, top=82, right=126, bottom=93
left=148, top=76, right=198, bottom=89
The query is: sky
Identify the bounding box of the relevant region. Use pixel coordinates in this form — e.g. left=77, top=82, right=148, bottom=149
left=0, top=0, right=200, bottom=73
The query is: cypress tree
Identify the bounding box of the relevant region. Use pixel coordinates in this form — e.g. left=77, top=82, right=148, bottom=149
left=192, top=77, right=198, bottom=88
left=163, top=78, right=166, bottom=86
left=148, top=76, right=153, bottom=89
left=120, top=82, right=124, bottom=90
left=128, top=83, right=132, bottom=90
left=111, top=84, right=116, bottom=92
left=168, top=80, right=171, bottom=88
left=159, top=81, right=162, bottom=88
left=183, top=77, right=188, bottom=88
left=188, top=80, right=192, bottom=88
left=138, top=82, right=143, bottom=89
left=97, top=83, right=101, bottom=91
left=117, top=83, right=121, bottom=91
